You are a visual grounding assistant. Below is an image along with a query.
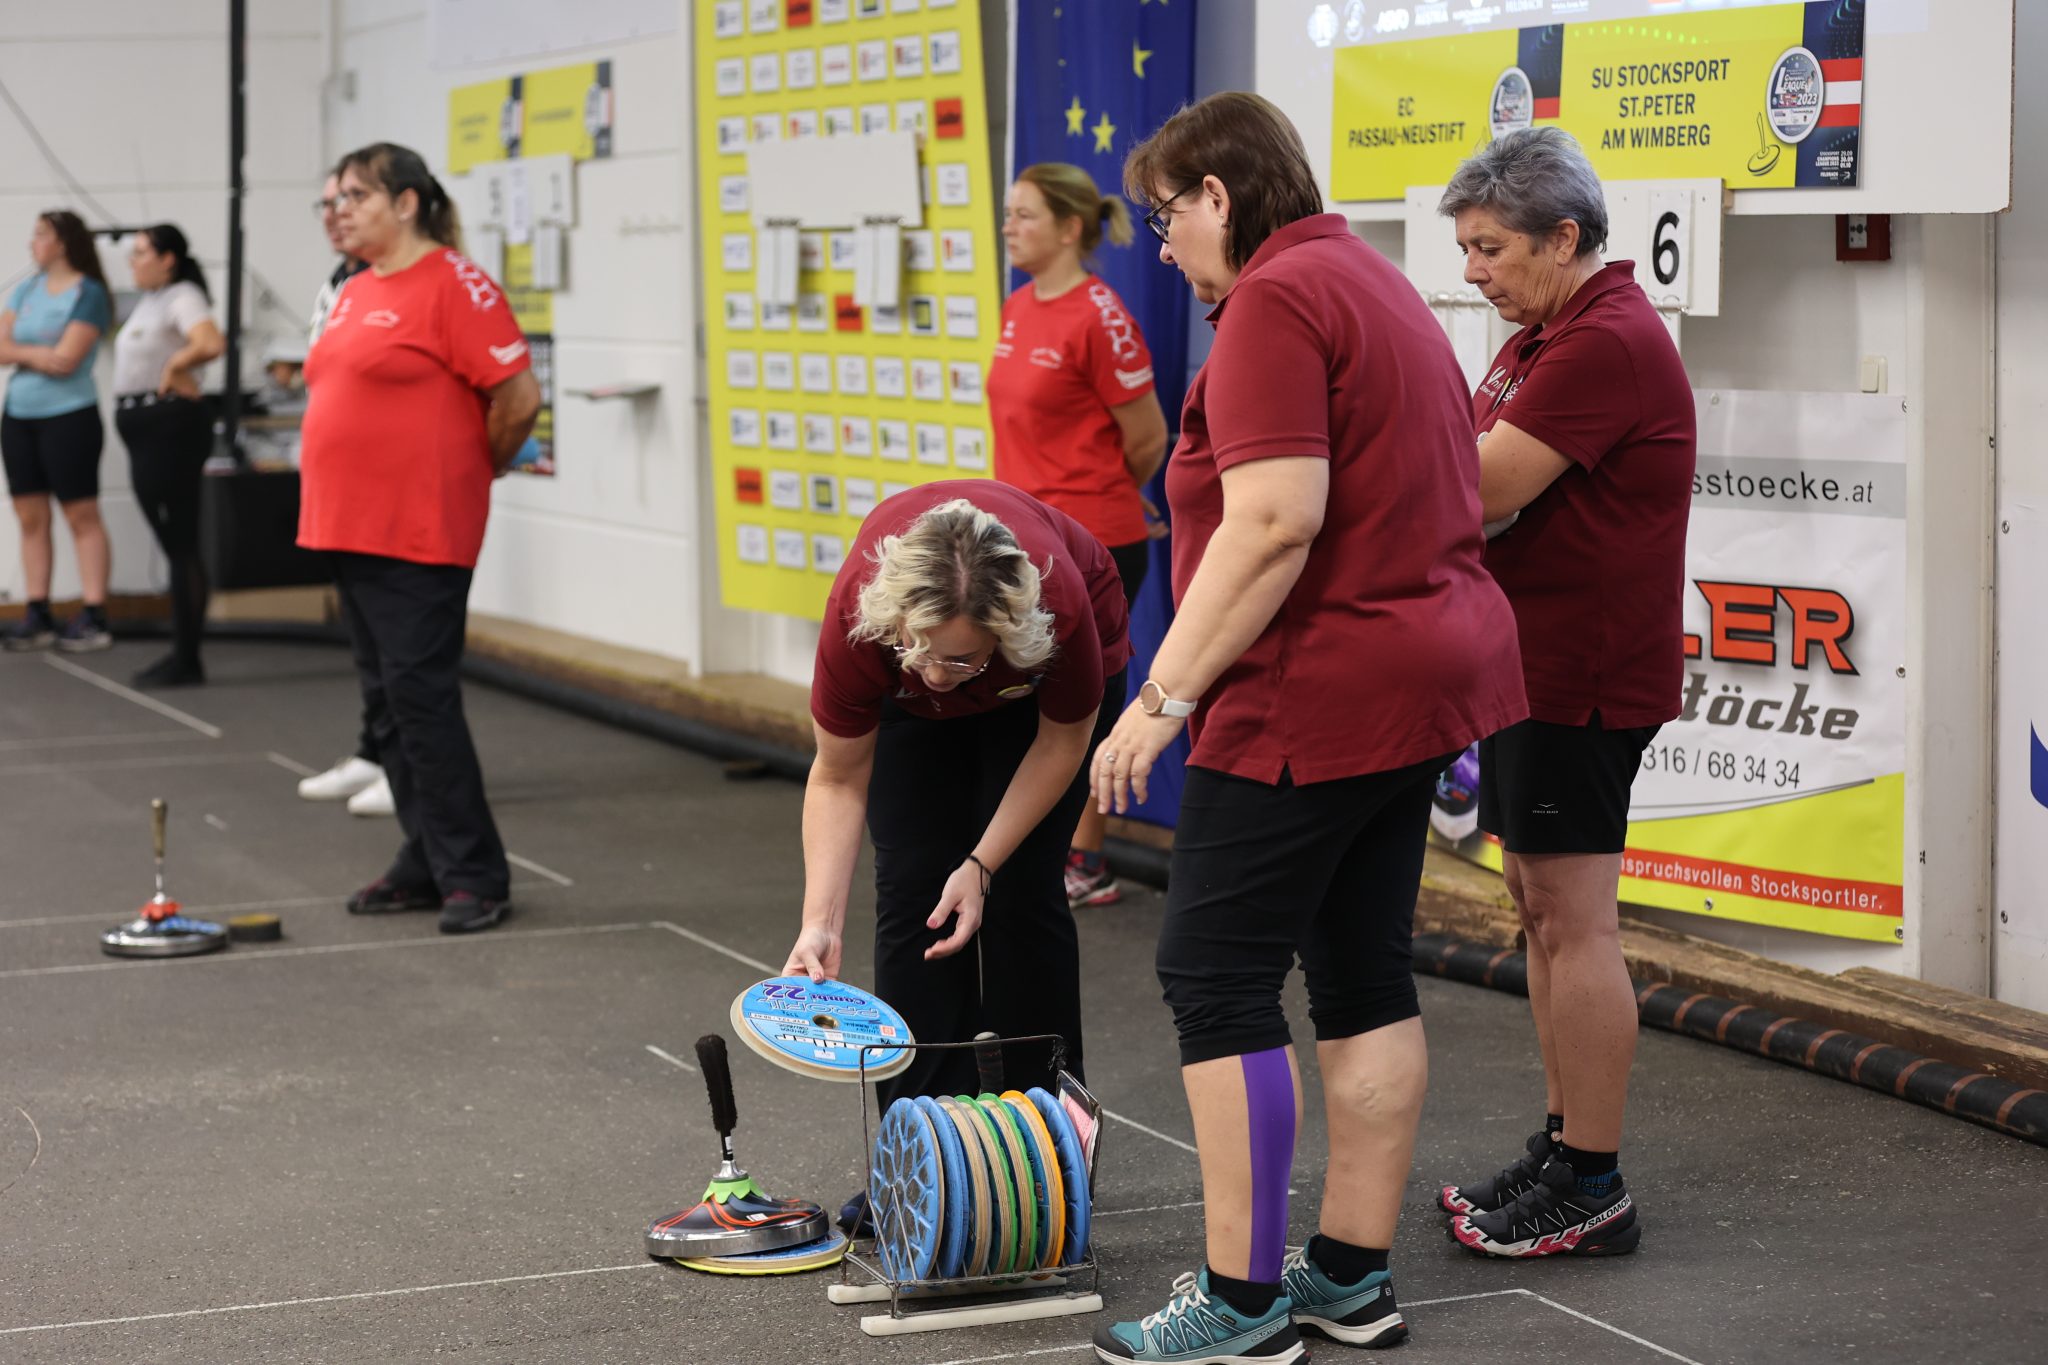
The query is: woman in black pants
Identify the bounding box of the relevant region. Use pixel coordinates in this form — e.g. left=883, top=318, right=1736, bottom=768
left=783, top=480, right=1130, bottom=1231
left=113, top=225, right=222, bottom=688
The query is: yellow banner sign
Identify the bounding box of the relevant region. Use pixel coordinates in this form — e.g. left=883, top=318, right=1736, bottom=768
left=1331, top=4, right=1864, bottom=201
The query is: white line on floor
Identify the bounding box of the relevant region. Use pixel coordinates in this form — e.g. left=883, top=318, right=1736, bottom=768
left=0, top=731, right=200, bottom=753
left=1092, top=1199, right=1205, bottom=1219
left=1100, top=1107, right=1199, bottom=1156
left=506, top=852, right=574, bottom=886
left=1522, top=1291, right=1706, bottom=1365
left=0, top=1261, right=662, bottom=1337
left=644, top=1043, right=698, bottom=1074
left=42, top=655, right=223, bottom=739
left=649, top=919, right=778, bottom=976
left=0, top=884, right=551, bottom=931
left=0, top=751, right=273, bottom=776
left=919, top=1345, right=1092, bottom=1365
left=0, top=920, right=651, bottom=980
left=1404, top=1289, right=1533, bottom=1308
left=204, top=814, right=228, bottom=832
left=264, top=751, right=319, bottom=778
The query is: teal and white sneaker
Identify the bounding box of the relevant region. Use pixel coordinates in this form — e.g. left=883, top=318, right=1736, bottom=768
left=1281, top=1246, right=1408, bottom=1348
left=1093, top=1268, right=1305, bottom=1364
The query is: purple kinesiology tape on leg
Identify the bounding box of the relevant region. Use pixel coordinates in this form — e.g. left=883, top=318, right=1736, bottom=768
left=1239, top=1046, right=1296, bottom=1283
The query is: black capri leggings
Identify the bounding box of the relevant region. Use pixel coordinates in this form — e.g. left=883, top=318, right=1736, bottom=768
left=865, top=669, right=1124, bottom=1108
left=116, top=397, right=213, bottom=666
left=1156, top=754, right=1453, bottom=1067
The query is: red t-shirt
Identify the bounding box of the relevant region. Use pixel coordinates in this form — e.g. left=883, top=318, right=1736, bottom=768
left=987, top=277, right=1155, bottom=548
left=298, top=250, right=531, bottom=568
left=811, top=481, right=1132, bottom=738
left=1476, top=262, right=1696, bottom=728
left=1168, top=215, right=1527, bottom=785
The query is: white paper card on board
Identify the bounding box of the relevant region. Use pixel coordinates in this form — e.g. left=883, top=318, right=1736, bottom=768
left=786, top=109, right=820, bottom=140
left=929, top=29, right=962, bottom=74
left=935, top=163, right=970, bottom=207
left=714, top=2, right=745, bottom=39
left=943, top=295, right=978, bottom=339
left=845, top=478, right=879, bottom=518
left=798, top=293, right=830, bottom=332
left=915, top=423, right=949, bottom=465
left=878, top=419, right=911, bottom=461
left=717, top=117, right=748, bottom=155
left=892, top=34, right=924, bottom=78
left=727, top=351, right=759, bottom=389
left=824, top=105, right=856, bottom=136
left=910, top=358, right=943, bottom=401
left=896, top=100, right=925, bottom=136
left=736, top=523, right=769, bottom=564
left=799, top=353, right=832, bottom=393
left=820, top=45, right=852, bottom=86
left=720, top=175, right=750, bottom=214
left=808, top=474, right=839, bottom=514
left=819, top=0, right=849, bottom=20
left=903, top=230, right=937, bottom=271
left=769, top=469, right=803, bottom=509
left=773, top=528, right=808, bottom=569
left=856, top=39, right=888, bottom=82
left=724, top=231, right=754, bottom=273
left=716, top=58, right=746, bottom=98
left=503, top=160, right=532, bottom=245
left=952, top=427, right=987, bottom=470
left=803, top=413, right=836, bottom=453
left=873, top=357, right=908, bottom=398
left=871, top=302, right=901, bottom=335
left=947, top=360, right=982, bottom=403
left=724, top=291, right=756, bottom=330
left=729, top=408, right=761, bottom=446
left=799, top=233, right=827, bottom=271
left=749, top=0, right=780, bottom=33
left=761, top=351, right=795, bottom=391
left=836, top=354, right=869, bottom=395
left=766, top=412, right=799, bottom=451
left=760, top=300, right=793, bottom=331
left=786, top=48, right=817, bottom=90
left=939, top=229, right=973, bottom=272
left=830, top=232, right=860, bottom=271
left=751, top=51, right=780, bottom=94
left=859, top=102, right=892, bottom=135
left=812, top=534, right=847, bottom=575
left=840, top=417, right=874, bottom=456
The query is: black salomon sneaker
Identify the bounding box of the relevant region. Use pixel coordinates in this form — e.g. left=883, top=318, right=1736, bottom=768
left=1439, top=1129, right=1555, bottom=1217
left=1281, top=1247, right=1407, bottom=1348
left=1449, top=1158, right=1640, bottom=1258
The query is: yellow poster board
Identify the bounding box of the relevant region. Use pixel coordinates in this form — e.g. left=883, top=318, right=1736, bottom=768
left=695, top=0, right=1003, bottom=621
left=448, top=77, right=513, bottom=175
left=1332, top=4, right=1864, bottom=200
left=449, top=61, right=614, bottom=173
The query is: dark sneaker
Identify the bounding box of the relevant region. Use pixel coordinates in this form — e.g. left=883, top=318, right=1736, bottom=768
left=1065, top=852, right=1122, bottom=907
left=1281, top=1248, right=1407, bottom=1348
left=1094, top=1269, right=1304, bottom=1364
left=133, top=653, right=205, bottom=689
left=1439, top=1129, right=1555, bottom=1217
left=55, top=613, right=112, bottom=653
left=346, top=878, right=441, bottom=915
left=439, top=891, right=510, bottom=934
left=4, top=612, right=56, bottom=652
left=1449, top=1158, right=1641, bottom=1258
left=838, top=1187, right=876, bottom=1238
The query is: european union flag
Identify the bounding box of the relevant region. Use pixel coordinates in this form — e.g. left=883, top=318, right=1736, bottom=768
left=1013, top=0, right=1196, bottom=827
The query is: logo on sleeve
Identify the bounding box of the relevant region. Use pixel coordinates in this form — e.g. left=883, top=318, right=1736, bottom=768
left=489, top=340, right=529, bottom=366
left=445, top=252, right=504, bottom=311
left=1087, top=282, right=1141, bottom=362
left=1113, top=366, right=1153, bottom=390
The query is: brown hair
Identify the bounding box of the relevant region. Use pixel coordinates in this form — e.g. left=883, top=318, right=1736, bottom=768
left=334, top=142, right=464, bottom=253
left=1123, top=92, right=1324, bottom=270
left=37, top=210, right=114, bottom=301
left=1015, top=163, right=1133, bottom=257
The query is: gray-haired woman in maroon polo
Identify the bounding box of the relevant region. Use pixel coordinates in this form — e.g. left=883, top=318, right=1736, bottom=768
left=1434, top=127, right=1696, bottom=1261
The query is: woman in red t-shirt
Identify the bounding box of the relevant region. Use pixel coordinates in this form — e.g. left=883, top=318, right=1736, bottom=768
left=990, top=163, right=1168, bottom=909
left=1088, top=95, right=1526, bottom=1363
left=783, top=482, right=1129, bottom=1233
left=298, top=142, right=541, bottom=936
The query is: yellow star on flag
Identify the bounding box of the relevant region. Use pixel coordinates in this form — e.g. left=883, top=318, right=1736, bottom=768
left=1065, top=95, right=1086, bottom=136
left=1133, top=40, right=1153, bottom=79
left=1091, top=112, right=1117, bottom=153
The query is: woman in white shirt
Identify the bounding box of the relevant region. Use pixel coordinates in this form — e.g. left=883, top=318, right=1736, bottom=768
left=113, top=224, right=222, bottom=688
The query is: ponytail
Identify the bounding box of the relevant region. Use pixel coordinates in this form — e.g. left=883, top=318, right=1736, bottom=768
left=1017, top=162, right=1131, bottom=258
left=1097, top=197, right=1134, bottom=249
left=141, top=223, right=210, bottom=301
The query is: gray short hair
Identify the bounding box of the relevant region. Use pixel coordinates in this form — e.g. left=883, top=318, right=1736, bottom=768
left=1437, top=128, right=1607, bottom=257
left=848, top=498, right=1057, bottom=671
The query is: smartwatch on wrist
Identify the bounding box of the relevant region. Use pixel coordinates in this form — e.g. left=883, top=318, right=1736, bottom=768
left=1138, top=679, right=1196, bottom=718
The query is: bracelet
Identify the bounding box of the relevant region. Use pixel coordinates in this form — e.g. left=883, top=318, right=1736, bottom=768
left=966, top=853, right=994, bottom=896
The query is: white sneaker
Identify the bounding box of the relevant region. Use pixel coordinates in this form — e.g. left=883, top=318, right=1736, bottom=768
left=300, top=756, right=382, bottom=801
left=348, top=773, right=396, bottom=817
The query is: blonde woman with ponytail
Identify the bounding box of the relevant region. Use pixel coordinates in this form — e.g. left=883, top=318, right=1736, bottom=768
left=787, top=480, right=1131, bottom=1236
left=990, top=162, right=1168, bottom=908
left=297, top=142, right=541, bottom=936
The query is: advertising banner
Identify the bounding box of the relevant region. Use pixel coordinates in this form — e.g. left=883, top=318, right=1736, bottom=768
left=695, top=0, right=1003, bottom=620
left=1436, top=390, right=1907, bottom=944
left=448, top=62, right=614, bottom=174
left=1331, top=1, right=1865, bottom=200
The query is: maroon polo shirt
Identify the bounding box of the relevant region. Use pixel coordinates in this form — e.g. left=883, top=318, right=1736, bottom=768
left=1166, top=214, right=1527, bottom=785
left=811, top=480, right=1131, bottom=738
left=1475, top=260, right=1696, bottom=728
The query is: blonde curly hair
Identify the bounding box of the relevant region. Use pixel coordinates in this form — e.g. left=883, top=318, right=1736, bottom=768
left=849, top=498, right=1057, bottom=671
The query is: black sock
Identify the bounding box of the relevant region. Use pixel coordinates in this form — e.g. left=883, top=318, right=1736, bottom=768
left=1545, top=1113, right=1565, bottom=1143
left=1559, top=1143, right=1619, bottom=1195
left=1307, top=1233, right=1388, bottom=1284
left=27, top=598, right=52, bottom=621
left=1205, top=1266, right=1279, bottom=1318
left=83, top=603, right=107, bottom=627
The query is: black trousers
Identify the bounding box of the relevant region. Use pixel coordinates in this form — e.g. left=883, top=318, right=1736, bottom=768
left=117, top=399, right=212, bottom=665
left=1157, top=756, right=1451, bottom=1067
left=867, top=670, right=1124, bottom=1108
left=330, top=552, right=508, bottom=899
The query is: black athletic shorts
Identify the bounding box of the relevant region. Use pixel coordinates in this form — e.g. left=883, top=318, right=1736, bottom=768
left=2, top=405, right=105, bottom=502
left=1477, top=713, right=1659, bottom=855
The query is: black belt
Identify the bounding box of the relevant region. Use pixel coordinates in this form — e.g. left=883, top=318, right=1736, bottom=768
left=116, top=392, right=198, bottom=411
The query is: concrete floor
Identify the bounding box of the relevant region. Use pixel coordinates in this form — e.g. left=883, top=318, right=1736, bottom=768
left=2, top=640, right=2043, bottom=1365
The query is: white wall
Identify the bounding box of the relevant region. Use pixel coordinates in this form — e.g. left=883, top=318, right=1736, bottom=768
left=328, top=1, right=705, bottom=667
left=0, top=0, right=330, bottom=603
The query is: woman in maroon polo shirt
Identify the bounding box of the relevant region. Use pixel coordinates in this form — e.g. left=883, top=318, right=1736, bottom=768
left=781, top=481, right=1129, bottom=1233
left=1433, top=128, right=1695, bottom=1262
left=1089, top=94, right=1526, bottom=1364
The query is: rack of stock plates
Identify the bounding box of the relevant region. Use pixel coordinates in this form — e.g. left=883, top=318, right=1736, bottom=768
left=827, top=1033, right=1104, bottom=1336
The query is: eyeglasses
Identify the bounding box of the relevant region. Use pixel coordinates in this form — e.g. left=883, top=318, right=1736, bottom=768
left=312, top=188, right=378, bottom=216
left=892, top=645, right=991, bottom=677
left=1143, top=184, right=1200, bottom=243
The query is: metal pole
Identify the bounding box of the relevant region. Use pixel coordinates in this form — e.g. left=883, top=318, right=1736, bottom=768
left=222, top=0, right=247, bottom=463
